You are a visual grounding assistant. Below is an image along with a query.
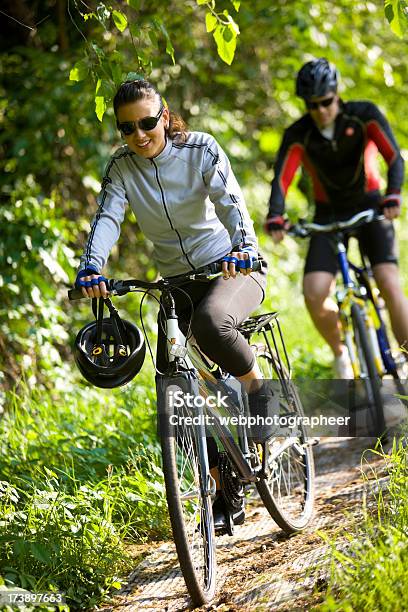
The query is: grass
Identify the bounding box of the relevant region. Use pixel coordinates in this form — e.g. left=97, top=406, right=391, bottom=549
left=318, top=435, right=408, bottom=611
left=0, top=372, right=170, bottom=609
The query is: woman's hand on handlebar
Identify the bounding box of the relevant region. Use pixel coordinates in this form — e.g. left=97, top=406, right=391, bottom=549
left=75, top=268, right=109, bottom=299
left=221, top=246, right=257, bottom=279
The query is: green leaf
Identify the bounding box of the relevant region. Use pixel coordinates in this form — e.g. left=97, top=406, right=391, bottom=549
left=69, top=59, right=88, bottom=82
left=153, top=19, right=176, bottom=64
left=148, top=29, right=159, bottom=46
left=384, top=0, right=407, bottom=38
left=91, top=42, right=105, bottom=60
left=127, top=0, right=139, bottom=8
left=129, top=23, right=141, bottom=38
left=111, top=62, right=122, bottom=85
left=213, top=25, right=237, bottom=65
left=126, top=71, right=144, bottom=81
left=205, top=12, right=217, bottom=32
left=196, top=0, right=208, bottom=5
left=112, top=10, right=128, bottom=32
left=95, top=77, right=114, bottom=98
left=230, top=0, right=240, bottom=10
left=223, top=26, right=233, bottom=42
left=384, top=3, right=394, bottom=23
left=166, top=39, right=175, bottom=64
left=30, top=542, right=51, bottom=565
left=95, top=96, right=107, bottom=122
left=111, top=580, right=121, bottom=589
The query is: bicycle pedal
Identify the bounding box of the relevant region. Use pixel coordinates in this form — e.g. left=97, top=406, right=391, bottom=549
left=214, top=511, right=234, bottom=536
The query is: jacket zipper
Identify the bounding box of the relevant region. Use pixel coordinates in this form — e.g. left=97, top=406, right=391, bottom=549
left=151, top=159, right=195, bottom=270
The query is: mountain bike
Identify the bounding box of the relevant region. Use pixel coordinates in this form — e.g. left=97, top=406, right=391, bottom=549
left=69, top=261, right=315, bottom=606
left=289, top=208, right=406, bottom=438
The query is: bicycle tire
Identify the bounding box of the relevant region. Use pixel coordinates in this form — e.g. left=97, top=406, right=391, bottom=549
left=350, top=302, right=386, bottom=437
left=251, top=345, right=315, bottom=533
left=159, top=380, right=216, bottom=605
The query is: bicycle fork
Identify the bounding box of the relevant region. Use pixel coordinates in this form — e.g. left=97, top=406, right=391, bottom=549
left=339, top=295, right=383, bottom=378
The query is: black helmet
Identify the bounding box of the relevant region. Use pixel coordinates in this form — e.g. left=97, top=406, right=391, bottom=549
left=74, top=315, right=146, bottom=388
left=296, top=58, right=338, bottom=100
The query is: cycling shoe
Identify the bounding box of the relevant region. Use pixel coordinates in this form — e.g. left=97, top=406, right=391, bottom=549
left=247, top=380, right=279, bottom=443
left=212, top=494, right=245, bottom=535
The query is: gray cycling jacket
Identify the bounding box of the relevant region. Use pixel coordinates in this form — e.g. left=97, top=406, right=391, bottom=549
left=79, top=131, right=258, bottom=277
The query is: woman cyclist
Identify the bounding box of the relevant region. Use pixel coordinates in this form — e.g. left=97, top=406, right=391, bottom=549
left=74, top=79, right=272, bottom=531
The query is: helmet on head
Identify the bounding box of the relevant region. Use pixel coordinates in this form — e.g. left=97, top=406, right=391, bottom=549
left=74, top=316, right=146, bottom=389
left=296, top=58, right=338, bottom=100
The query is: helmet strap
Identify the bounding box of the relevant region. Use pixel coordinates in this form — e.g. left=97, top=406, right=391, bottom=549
left=92, top=297, right=126, bottom=347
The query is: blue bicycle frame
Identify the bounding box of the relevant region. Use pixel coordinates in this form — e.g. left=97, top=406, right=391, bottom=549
left=335, top=235, right=398, bottom=376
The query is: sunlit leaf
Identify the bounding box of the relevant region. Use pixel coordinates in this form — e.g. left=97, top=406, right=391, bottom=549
left=95, top=95, right=107, bottom=122
left=112, top=10, right=128, bottom=32
left=213, top=25, right=237, bottom=65
left=69, top=59, right=88, bottom=82
left=205, top=12, right=217, bottom=32
left=384, top=0, right=408, bottom=38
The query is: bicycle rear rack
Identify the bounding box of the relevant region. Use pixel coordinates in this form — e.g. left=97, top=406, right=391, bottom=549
left=238, top=312, right=279, bottom=335
left=238, top=311, right=292, bottom=379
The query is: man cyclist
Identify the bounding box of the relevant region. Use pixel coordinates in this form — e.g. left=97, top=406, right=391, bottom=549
left=265, top=58, right=407, bottom=377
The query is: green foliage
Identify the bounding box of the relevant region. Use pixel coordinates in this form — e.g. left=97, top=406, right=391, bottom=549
left=0, top=179, right=76, bottom=397
left=384, top=0, right=408, bottom=38
left=319, top=437, right=408, bottom=610
left=0, top=476, right=129, bottom=608
left=68, top=0, right=241, bottom=119
left=0, top=379, right=168, bottom=606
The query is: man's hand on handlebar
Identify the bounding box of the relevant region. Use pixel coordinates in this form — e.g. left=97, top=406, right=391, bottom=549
left=381, top=192, right=402, bottom=221
left=264, top=215, right=289, bottom=244
left=75, top=268, right=109, bottom=299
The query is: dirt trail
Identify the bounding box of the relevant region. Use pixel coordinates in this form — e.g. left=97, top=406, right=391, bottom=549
left=99, top=435, right=392, bottom=611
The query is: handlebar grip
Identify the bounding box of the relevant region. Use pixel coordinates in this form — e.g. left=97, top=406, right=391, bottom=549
left=68, top=288, right=87, bottom=300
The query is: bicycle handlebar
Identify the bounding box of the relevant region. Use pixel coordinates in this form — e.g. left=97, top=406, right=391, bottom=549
left=68, top=259, right=263, bottom=301
left=288, top=208, right=385, bottom=238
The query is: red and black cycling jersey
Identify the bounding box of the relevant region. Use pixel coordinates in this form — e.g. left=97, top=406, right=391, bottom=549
left=268, top=100, right=404, bottom=217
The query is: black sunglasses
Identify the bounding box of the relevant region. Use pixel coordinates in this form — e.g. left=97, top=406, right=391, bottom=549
left=306, top=96, right=335, bottom=110
left=117, top=105, right=164, bottom=135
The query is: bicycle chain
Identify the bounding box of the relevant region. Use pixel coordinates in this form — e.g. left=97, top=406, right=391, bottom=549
left=218, top=452, right=244, bottom=512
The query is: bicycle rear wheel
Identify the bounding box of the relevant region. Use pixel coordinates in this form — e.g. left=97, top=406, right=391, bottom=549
left=350, top=303, right=386, bottom=437
left=158, top=377, right=216, bottom=605
left=252, top=346, right=315, bottom=533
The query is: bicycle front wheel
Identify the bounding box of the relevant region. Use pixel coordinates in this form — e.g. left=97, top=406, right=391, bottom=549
left=158, top=380, right=216, bottom=606
left=252, top=346, right=315, bottom=533
left=350, top=303, right=386, bottom=437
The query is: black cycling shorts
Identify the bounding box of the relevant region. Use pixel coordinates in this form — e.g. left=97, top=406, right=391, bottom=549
left=304, top=218, right=398, bottom=276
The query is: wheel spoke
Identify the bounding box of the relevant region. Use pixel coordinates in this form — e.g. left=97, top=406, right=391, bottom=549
left=160, top=392, right=216, bottom=604
left=252, top=344, right=314, bottom=533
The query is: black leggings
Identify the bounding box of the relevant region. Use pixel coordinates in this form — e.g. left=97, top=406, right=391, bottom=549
left=156, top=269, right=267, bottom=377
